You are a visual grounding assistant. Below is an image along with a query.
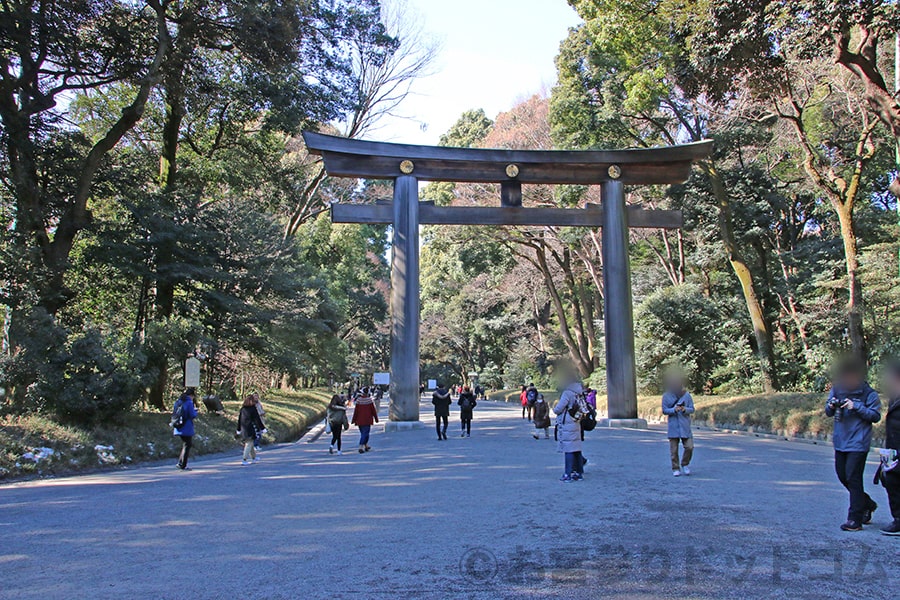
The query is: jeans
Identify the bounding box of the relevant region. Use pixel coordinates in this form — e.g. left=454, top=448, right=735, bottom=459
left=669, top=437, right=694, bottom=470
left=459, top=415, right=472, bottom=433
left=436, top=414, right=448, bottom=438
left=330, top=426, right=343, bottom=451
left=835, top=450, right=875, bottom=522
left=358, top=425, right=371, bottom=447
left=178, top=435, right=193, bottom=469
left=565, top=451, right=584, bottom=476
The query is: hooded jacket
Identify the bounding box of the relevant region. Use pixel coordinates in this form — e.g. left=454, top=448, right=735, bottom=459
left=351, top=397, right=379, bottom=427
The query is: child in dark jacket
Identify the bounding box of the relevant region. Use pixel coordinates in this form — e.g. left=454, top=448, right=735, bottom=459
left=878, top=360, right=900, bottom=536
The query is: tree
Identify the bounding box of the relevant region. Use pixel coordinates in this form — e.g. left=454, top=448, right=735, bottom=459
left=550, top=2, right=781, bottom=390
left=282, top=0, right=438, bottom=237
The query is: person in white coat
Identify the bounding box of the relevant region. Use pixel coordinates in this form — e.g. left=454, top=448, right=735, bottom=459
left=554, top=380, right=585, bottom=482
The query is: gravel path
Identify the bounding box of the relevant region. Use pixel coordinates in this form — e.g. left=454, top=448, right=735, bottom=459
left=1, top=399, right=898, bottom=599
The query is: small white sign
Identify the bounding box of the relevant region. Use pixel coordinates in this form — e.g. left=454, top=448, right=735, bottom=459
left=427, top=379, right=437, bottom=390
left=184, top=357, right=201, bottom=388
left=373, top=372, right=390, bottom=385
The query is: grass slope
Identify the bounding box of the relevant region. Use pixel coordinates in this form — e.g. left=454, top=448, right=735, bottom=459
left=1, top=389, right=330, bottom=481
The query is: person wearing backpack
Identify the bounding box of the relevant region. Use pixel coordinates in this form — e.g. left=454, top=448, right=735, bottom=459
left=525, top=384, right=538, bottom=421
left=532, top=394, right=551, bottom=439
left=351, top=388, right=379, bottom=453
left=554, top=380, right=585, bottom=482
left=661, top=373, right=695, bottom=477
left=457, top=386, right=477, bottom=437
left=327, top=394, right=349, bottom=455
left=237, top=394, right=266, bottom=465
left=172, top=388, right=199, bottom=471
left=432, top=383, right=452, bottom=441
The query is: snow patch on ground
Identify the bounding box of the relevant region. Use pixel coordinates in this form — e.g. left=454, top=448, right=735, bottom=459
left=94, top=445, right=117, bottom=464
left=21, top=447, right=55, bottom=463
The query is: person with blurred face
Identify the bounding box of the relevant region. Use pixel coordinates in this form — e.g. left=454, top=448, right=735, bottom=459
left=661, top=372, right=694, bottom=477
left=825, top=357, right=882, bottom=532
left=877, top=360, right=900, bottom=536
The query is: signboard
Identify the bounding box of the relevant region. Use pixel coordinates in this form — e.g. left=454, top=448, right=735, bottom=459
left=373, top=372, right=390, bottom=385
left=184, top=357, right=201, bottom=388
left=427, top=379, right=437, bottom=390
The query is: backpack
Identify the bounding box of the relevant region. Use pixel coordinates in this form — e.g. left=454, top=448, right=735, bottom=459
left=460, top=395, right=473, bottom=410
left=169, top=398, right=186, bottom=429
left=568, top=394, right=596, bottom=431
left=526, top=388, right=538, bottom=404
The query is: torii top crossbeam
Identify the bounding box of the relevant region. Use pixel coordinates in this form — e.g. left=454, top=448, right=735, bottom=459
left=303, top=131, right=712, bottom=185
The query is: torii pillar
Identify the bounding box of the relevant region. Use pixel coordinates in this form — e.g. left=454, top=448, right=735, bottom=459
left=387, top=175, right=423, bottom=428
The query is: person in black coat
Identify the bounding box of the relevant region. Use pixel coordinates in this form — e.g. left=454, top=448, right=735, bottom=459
left=237, top=395, right=265, bottom=465
left=432, top=384, right=452, bottom=441
left=879, top=360, right=900, bottom=536
left=457, top=387, right=477, bottom=437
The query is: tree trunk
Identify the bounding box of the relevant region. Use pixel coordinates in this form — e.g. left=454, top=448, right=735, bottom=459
left=705, top=162, right=779, bottom=392
left=835, top=204, right=867, bottom=363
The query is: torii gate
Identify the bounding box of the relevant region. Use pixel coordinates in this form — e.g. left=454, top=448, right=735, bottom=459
left=303, top=131, right=712, bottom=429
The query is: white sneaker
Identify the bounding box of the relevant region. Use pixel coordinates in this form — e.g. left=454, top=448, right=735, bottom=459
left=681, top=466, right=691, bottom=476
left=337, top=450, right=343, bottom=455
left=252, top=457, right=260, bottom=463
left=242, top=460, right=250, bottom=466
left=673, top=470, right=682, bottom=477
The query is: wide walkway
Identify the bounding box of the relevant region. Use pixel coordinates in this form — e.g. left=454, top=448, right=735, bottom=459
left=1, top=399, right=898, bottom=599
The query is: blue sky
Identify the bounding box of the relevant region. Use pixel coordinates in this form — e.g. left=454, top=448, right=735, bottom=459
left=374, top=0, right=582, bottom=145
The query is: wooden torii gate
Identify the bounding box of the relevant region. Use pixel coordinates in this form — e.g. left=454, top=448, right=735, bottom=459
left=303, top=131, right=712, bottom=429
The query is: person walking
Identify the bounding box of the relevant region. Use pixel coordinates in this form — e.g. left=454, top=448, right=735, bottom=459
left=458, top=386, right=477, bottom=437
left=351, top=388, right=379, bottom=453
left=661, top=374, right=695, bottom=477
left=525, top=383, right=538, bottom=422
left=877, top=360, right=900, bottom=536
left=520, top=385, right=529, bottom=419
left=252, top=393, right=266, bottom=452
left=173, top=388, right=199, bottom=471
left=554, top=380, right=585, bottom=482
left=532, top=394, right=551, bottom=439
left=825, top=357, right=882, bottom=531
left=433, top=383, right=452, bottom=441
left=327, top=395, right=349, bottom=455
left=237, top=394, right=265, bottom=466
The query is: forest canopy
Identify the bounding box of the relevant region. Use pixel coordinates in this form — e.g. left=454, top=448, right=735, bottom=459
left=1, top=0, right=898, bottom=425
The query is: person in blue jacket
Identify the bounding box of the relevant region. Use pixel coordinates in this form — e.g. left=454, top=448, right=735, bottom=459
left=173, top=388, right=200, bottom=471
left=661, top=372, right=695, bottom=477
left=825, top=358, right=882, bottom=531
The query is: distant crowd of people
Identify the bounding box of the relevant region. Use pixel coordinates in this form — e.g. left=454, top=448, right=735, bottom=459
left=168, top=358, right=900, bottom=537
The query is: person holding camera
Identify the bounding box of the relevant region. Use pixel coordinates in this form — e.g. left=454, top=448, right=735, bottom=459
left=825, top=358, right=882, bottom=532
left=877, top=360, right=900, bottom=536
left=661, top=374, right=694, bottom=477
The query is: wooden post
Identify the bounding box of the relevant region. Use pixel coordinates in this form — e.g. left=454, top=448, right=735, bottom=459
left=601, top=180, right=641, bottom=423
left=388, top=175, right=421, bottom=423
